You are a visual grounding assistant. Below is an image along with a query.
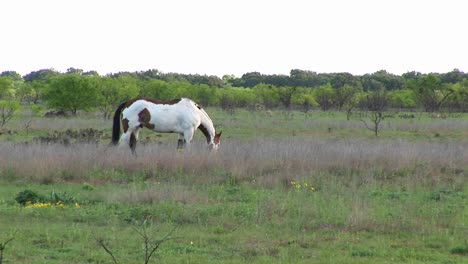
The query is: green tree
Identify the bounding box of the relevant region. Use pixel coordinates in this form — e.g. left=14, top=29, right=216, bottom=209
left=360, top=88, right=388, bottom=136
left=445, top=81, right=468, bottom=112
left=0, top=78, right=19, bottom=127
left=0, top=100, right=19, bottom=127
left=189, top=84, right=219, bottom=106
left=139, top=79, right=169, bottom=99
left=44, top=74, right=100, bottom=115
left=23, top=69, right=59, bottom=82
left=292, top=88, right=318, bottom=113
left=361, top=70, right=404, bottom=91
left=314, top=84, right=335, bottom=110
left=252, top=84, right=280, bottom=108
left=343, top=92, right=365, bottom=120
left=272, top=86, right=299, bottom=109
left=0, top=77, right=15, bottom=99
left=407, top=74, right=455, bottom=112
left=334, top=84, right=360, bottom=110
left=388, top=89, right=416, bottom=109
left=219, top=87, right=256, bottom=111
left=98, top=76, right=139, bottom=119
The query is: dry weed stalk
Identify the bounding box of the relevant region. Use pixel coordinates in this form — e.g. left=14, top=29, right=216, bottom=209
left=95, top=223, right=176, bottom=264
left=0, top=231, right=17, bottom=264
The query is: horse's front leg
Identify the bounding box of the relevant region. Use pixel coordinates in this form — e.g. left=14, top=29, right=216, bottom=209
left=177, top=133, right=186, bottom=151
left=182, top=128, right=195, bottom=152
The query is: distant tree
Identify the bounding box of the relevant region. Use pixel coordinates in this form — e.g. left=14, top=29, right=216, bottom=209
left=23, top=104, right=42, bottom=134
left=252, top=84, right=280, bottom=108
left=237, top=72, right=264, bottom=87
left=0, top=77, right=19, bottom=127
left=23, top=69, right=59, bottom=82
left=343, top=92, right=365, bottom=121
left=314, top=84, right=335, bottom=110
left=66, top=67, right=84, bottom=75
left=334, top=84, right=360, bottom=110
left=44, top=74, right=100, bottom=114
left=98, top=76, right=139, bottom=119
left=273, top=86, right=299, bottom=109
left=402, top=71, right=423, bottom=81
left=264, top=74, right=290, bottom=87
left=219, top=87, right=255, bottom=111
left=407, top=73, right=455, bottom=112
left=387, top=89, right=416, bottom=109
left=440, top=69, right=466, bottom=84
left=139, top=79, right=170, bottom=99
left=0, top=71, right=23, bottom=81
left=137, top=69, right=161, bottom=80
left=19, top=81, right=46, bottom=104
left=327, top=72, right=358, bottom=88
left=444, top=81, right=468, bottom=112
left=361, top=70, right=404, bottom=91
left=360, top=88, right=388, bottom=136
left=290, top=69, right=321, bottom=87
left=187, top=84, right=219, bottom=106
left=0, top=77, right=15, bottom=99
left=83, top=70, right=100, bottom=76
left=292, top=88, right=318, bottom=113
left=0, top=100, right=20, bottom=127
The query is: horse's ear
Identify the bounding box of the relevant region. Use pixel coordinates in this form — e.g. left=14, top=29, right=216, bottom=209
left=214, top=131, right=222, bottom=144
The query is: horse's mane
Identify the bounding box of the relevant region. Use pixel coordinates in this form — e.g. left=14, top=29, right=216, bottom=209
left=187, top=98, right=214, bottom=127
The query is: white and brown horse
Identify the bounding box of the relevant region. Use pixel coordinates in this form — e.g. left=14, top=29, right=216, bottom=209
left=111, top=98, right=221, bottom=153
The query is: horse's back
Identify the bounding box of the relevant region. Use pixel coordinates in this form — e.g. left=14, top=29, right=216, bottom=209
left=123, top=98, right=201, bottom=133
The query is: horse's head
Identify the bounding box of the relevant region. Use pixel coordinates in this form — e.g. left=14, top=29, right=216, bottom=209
left=209, top=131, right=222, bottom=151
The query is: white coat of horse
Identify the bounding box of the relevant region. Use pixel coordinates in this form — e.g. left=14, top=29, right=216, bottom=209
left=111, top=98, right=221, bottom=153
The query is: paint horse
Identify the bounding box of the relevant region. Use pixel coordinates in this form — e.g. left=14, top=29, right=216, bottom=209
left=111, top=98, right=221, bottom=154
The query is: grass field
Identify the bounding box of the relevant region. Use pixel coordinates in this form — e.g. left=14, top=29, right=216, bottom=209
left=0, top=108, right=467, bottom=263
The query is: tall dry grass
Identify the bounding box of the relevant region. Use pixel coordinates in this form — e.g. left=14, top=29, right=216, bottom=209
left=0, top=138, right=466, bottom=188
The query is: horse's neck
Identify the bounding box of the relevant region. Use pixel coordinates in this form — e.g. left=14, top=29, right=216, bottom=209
left=198, top=109, right=215, bottom=143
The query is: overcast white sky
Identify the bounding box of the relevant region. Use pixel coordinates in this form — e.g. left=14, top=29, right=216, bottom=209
left=1, top=0, right=468, bottom=77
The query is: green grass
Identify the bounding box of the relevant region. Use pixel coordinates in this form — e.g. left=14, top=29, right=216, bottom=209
left=0, top=107, right=467, bottom=263
left=1, top=176, right=468, bottom=263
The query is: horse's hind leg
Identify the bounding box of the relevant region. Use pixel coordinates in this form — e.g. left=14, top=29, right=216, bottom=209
left=130, top=127, right=142, bottom=156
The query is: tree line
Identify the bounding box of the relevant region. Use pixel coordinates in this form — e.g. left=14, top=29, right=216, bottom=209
left=0, top=68, right=467, bottom=125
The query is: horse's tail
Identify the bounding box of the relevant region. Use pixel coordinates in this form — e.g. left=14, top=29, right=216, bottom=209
left=111, top=101, right=127, bottom=145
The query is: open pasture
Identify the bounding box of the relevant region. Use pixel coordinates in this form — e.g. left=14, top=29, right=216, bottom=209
left=0, top=109, right=467, bottom=263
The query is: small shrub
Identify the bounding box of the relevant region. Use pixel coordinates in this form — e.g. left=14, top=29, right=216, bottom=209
left=15, top=190, right=43, bottom=206
left=15, top=189, right=77, bottom=207
left=450, top=245, right=468, bottom=255
left=82, top=183, right=94, bottom=191
left=47, top=190, right=76, bottom=204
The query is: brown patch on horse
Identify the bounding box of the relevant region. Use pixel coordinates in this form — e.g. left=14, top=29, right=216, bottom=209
left=198, top=124, right=211, bottom=144
left=138, top=108, right=155, bottom=129
left=122, top=118, right=129, bottom=133
left=145, top=98, right=181, bottom=105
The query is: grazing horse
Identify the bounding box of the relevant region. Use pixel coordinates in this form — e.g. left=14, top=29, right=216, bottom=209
left=111, top=98, right=222, bottom=154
